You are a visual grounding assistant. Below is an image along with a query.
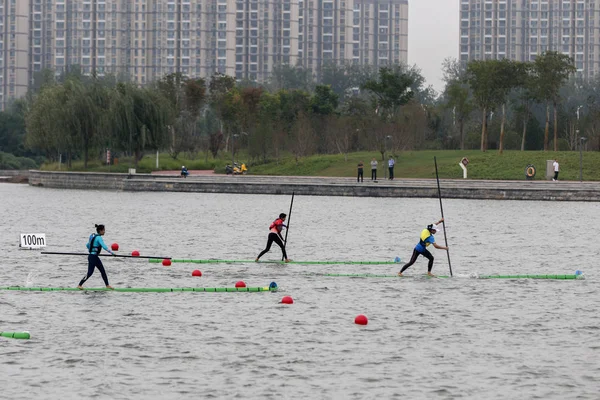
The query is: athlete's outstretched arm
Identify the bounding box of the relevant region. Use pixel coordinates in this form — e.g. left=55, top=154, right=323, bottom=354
left=433, top=242, right=448, bottom=250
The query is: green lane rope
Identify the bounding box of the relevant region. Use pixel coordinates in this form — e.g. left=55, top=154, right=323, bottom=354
left=149, top=259, right=400, bottom=265
left=478, top=274, right=580, bottom=280
left=317, top=273, right=450, bottom=278
left=316, top=273, right=582, bottom=280
left=1, top=332, right=30, bottom=339
left=0, top=286, right=277, bottom=293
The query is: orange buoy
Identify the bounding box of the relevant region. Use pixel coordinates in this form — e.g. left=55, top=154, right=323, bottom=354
left=355, top=315, right=368, bottom=325
left=131, top=250, right=140, bottom=257
left=192, top=270, right=202, bottom=277
left=281, top=296, right=294, bottom=304
left=162, top=259, right=172, bottom=266
left=235, top=281, right=246, bottom=288
left=111, top=243, right=119, bottom=251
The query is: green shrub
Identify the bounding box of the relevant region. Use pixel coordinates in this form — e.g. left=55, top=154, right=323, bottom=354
left=0, top=152, right=39, bottom=170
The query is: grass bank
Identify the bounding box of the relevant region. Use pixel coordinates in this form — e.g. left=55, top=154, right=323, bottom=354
left=250, top=150, right=600, bottom=181
left=41, top=150, right=600, bottom=181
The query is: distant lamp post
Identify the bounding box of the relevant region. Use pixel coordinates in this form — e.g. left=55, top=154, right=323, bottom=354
left=579, top=135, right=587, bottom=182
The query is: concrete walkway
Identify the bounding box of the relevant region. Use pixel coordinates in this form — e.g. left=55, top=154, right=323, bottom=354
left=28, top=170, right=600, bottom=201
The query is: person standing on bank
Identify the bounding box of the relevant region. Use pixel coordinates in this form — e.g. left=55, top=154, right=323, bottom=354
left=388, top=156, right=396, bottom=180
left=371, top=158, right=378, bottom=181
left=357, top=161, right=364, bottom=182
left=78, top=224, right=115, bottom=290
left=256, top=213, right=292, bottom=263
left=553, top=159, right=560, bottom=181
left=398, top=219, right=448, bottom=277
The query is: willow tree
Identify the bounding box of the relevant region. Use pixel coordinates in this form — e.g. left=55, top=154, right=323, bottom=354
left=156, top=73, right=207, bottom=159
left=63, top=78, right=110, bottom=168
left=25, top=84, right=76, bottom=165
left=109, top=84, right=171, bottom=167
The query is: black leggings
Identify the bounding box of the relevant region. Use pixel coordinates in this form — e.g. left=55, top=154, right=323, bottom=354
left=257, top=232, right=287, bottom=260
left=357, top=169, right=363, bottom=182
left=371, top=169, right=377, bottom=180
left=400, top=248, right=434, bottom=273
left=79, top=255, right=109, bottom=286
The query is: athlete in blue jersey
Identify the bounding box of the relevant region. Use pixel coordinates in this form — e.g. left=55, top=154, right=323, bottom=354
left=398, top=218, right=447, bottom=277
left=78, top=224, right=115, bottom=289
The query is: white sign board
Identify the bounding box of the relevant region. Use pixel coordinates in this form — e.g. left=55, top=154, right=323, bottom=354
left=20, top=233, right=46, bottom=249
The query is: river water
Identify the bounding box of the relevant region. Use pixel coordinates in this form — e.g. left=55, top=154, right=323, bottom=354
left=0, top=184, right=599, bottom=399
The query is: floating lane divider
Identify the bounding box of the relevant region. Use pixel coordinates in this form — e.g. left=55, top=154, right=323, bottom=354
left=316, top=273, right=450, bottom=279
left=149, top=259, right=401, bottom=265
left=315, top=273, right=584, bottom=280
left=0, top=284, right=278, bottom=293
left=478, top=274, right=582, bottom=280
left=42, top=251, right=172, bottom=260
left=1, top=332, right=30, bottom=340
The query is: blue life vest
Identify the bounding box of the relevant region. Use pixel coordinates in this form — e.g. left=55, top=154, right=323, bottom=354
left=88, top=234, right=102, bottom=255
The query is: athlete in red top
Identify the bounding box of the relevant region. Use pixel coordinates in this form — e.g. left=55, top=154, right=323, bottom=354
left=255, top=213, right=291, bottom=262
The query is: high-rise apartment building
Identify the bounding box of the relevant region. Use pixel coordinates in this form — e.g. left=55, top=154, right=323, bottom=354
left=0, top=0, right=30, bottom=109
left=460, top=0, right=600, bottom=78
left=0, top=0, right=408, bottom=110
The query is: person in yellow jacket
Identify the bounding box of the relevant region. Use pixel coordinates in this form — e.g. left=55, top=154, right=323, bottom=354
left=398, top=218, right=448, bottom=277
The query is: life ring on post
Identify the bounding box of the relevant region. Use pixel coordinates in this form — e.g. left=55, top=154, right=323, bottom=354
left=525, top=164, right=536, bottom=179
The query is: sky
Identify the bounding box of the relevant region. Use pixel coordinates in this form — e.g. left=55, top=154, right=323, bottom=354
left=408, top=0, right=459, bottom=94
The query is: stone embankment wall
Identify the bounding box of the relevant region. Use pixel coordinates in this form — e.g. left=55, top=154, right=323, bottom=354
left=0, top=170, right=30, bottom=177
left=28, top=170, right=600, bottom=201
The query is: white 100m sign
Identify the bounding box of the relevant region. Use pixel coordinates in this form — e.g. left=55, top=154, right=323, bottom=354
left=20, top=233, right=46, bottom=249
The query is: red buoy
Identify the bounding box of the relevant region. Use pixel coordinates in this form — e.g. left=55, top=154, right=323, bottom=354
left=355, top=315, right=368, bottom=325
left=235, top=281, right=246, bottom=288
left=162, top=259, right=172, bottom=266
left=191, top=270, right=202, bottom=277
left=131, top=250, right=140, bottom=257
left=281, top=296, right=294, bottom=304
left=111, top=243, right=119, bottom=251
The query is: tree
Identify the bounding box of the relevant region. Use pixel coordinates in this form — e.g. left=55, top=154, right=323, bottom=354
left=209, top=73, right=237, bottom=151
left=467, top=59, right=504, bottom=151
left=361, top=67, right=414, bottom=120
left=25, top=84, right=74, bottom=164
left=27, top=76, right=110, bottom=168
left=289, top=111, right=315, bottom=164
left=533, top=51, right=576, bottom=151
left=0, top=101, right=27, bottom=156
left=108, top=84, right=170, bottom=167
left=249, top=91, right=279, bottom=163
left=156, top=73, right=206, bottom=159
left=269, top=64, right=313, bottom=92
left=512, top=63, right=538, bottom=151
left=310, top=84, right=339, bottom=115
left=320, top=62, right=352, bottom=99
left=495, top=59, right=522, bottom=154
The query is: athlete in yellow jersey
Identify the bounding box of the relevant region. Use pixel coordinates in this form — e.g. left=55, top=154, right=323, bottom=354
left=398, top=218, right=448, bottom=277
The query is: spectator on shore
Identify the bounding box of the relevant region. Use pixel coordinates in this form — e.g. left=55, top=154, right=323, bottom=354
left=181, top=166, right=189, bottom=178
left=370, top=158, right=378, bottom=181
left=357, top=161, right=364, bottom=183
left=553, top=159, right=559, bottom=181
left=388, top=156, right=396, bottom=180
